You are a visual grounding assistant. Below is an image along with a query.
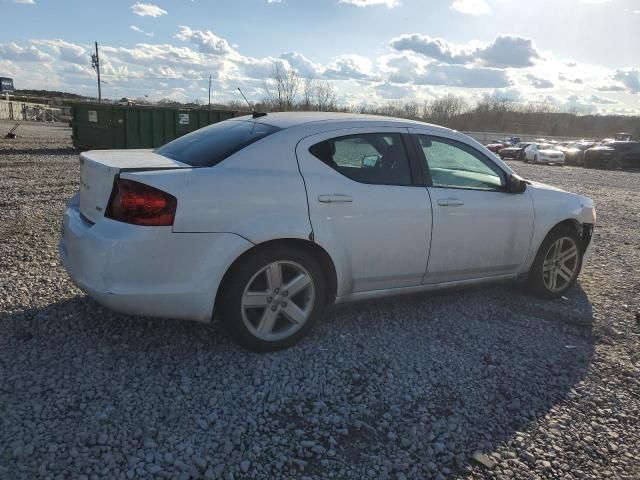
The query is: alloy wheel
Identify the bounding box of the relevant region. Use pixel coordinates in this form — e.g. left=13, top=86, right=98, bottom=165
left=542, top=236, right=580, bottom=292
left=241, top=260, right=316, bottom=342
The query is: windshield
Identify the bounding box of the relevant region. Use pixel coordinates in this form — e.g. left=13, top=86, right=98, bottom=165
left=155, top=120, right=280, bottom=167
left=538, top=144, right=555, bottom=150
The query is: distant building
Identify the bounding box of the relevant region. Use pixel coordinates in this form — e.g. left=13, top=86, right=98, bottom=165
left=0, top=77, right=15, bottom=93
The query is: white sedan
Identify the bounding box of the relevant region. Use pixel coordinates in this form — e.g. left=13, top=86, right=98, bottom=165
left=524, top=143, right=566, bottom=165
left=60, top=113, right=595, bottom=351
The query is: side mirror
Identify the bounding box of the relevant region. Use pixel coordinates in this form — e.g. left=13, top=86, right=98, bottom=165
left=507, top=173, right=527, bottom=194
left=362, top=155, right=380, bottom=168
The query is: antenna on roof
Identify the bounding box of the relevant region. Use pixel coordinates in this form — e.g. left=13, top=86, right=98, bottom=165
left=237, top=88, right=267, bottom=119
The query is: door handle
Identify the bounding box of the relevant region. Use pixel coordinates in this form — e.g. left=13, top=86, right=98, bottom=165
left=437, top=198, right=464, bottom=207
left=318, top=194, right=353, bottom=203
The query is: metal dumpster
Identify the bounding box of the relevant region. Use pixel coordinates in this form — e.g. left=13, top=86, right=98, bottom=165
left=71, top=103, right=240, bottom=150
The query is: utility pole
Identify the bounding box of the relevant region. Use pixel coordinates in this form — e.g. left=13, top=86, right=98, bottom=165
left=91, top=41, right=102, bottom=103
left=208, top=74, right=212, bottom=111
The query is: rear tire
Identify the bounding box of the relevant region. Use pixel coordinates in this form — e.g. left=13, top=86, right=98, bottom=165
left=218, top=246, right=327, bottom=352
left=526, top=225, right=583, bottom=299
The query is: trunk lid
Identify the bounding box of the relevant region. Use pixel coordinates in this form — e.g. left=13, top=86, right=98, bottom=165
left=79, top=149, right=190, bottom=223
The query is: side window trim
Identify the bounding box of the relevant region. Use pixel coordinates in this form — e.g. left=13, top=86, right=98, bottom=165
left=405, top=133, right=432, bottom=187
left=413, top=134, right=508, bottom=192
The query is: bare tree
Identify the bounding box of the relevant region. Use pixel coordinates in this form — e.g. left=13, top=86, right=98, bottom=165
left=263, top=62, right=301, bottom=111
left=425, top=94, right=469, bottom=126
left=302, top=77, right=316, bottom=110
left=315, top=81, right=337, bottom=111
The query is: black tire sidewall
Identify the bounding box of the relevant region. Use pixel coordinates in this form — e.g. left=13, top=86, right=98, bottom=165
left=527, top=226, right=583, bottom=299
left=218, top=246, right=327, bottom=352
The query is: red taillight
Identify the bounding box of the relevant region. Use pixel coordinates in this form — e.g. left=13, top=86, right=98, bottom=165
left=106, top=178, right=177, bottom=226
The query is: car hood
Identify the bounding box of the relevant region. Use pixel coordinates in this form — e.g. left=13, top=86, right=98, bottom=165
left=527, top=180, right=566, bottom=193
left=527, top=180, right=594, bottom=208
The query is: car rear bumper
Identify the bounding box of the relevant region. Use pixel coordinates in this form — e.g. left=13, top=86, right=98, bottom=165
left=59, top=193, right=252, bottom=323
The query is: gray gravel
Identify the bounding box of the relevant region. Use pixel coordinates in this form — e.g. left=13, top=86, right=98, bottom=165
left=1, top=120, right=639, bottom=479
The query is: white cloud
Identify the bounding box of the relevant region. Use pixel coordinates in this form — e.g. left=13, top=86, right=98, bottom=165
left=279, top=51, right=322, bottom=77
left=415, top=64, right=512, bottom=88
left=0, top=42, right=51, bottom=62
left=478, top=35, right=540, bottom=68
left=375, top=82, right=412, bottom=99
left=339, top=0, right=400, bottom=7
left=526, top=74, right=553, bottom=89
left=12, top=0, right=36, bottom=4
left=450, top=0, right=490, bottom=15
left=390, top=34, right=540, bottom=69
left=32, top=39, right=88, bottom=65
left=174, top=26, right=234, bottom=56
left=390, top=34, right=471, bottom=64
left=323, top=54, right=376, bottom=80
left=131, top=2, right=167, bottom=17
left=613, top=68, right=640, bottom=93
left=378, top=51, right=511, bottom=88
left=588, top=94, right=619, bottom=105
left=130, top=25, right=154, bottom=37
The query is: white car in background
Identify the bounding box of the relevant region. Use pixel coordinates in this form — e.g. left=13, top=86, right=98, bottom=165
left=524, top=143, right=566, bottom=165
left=60, top=113, right=595, bottom=351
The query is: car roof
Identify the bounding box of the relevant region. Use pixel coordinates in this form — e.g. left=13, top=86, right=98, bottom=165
left=232, top=111, right=439, bottom=129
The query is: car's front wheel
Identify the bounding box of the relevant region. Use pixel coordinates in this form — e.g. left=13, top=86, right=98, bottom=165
left=218, top=246, right=326, bottom=352
left=526, top=225, right=583, bottom=299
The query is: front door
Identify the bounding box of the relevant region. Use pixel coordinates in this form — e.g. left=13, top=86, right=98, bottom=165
left=296, top=128, right=432, bottom=293
left=409, top=130, right=534, bottom=284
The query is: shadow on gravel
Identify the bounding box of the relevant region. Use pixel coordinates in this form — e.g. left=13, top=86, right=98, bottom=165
left=0, top=147, right=78, bottom=156
left=0, top=283, right=594, bottom=478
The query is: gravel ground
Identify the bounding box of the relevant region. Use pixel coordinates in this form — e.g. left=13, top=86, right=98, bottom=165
left=1, top=121, right=638, bottom=480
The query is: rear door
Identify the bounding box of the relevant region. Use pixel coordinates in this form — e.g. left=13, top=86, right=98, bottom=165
left=409, top=130, right=534, bottom=284
left=296, top=128, right=432, bottom=293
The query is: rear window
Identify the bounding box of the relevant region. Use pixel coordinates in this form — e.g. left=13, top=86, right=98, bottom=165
left=155, top=120, right=280, bottom=167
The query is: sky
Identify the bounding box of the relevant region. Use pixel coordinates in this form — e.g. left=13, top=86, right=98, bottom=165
left=1, top=0, right=639, bottom=114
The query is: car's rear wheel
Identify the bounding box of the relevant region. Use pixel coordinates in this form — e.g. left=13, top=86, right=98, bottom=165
left=218, top=246, right=326, bottom=352
left=526, top=226, right=583, bottom=299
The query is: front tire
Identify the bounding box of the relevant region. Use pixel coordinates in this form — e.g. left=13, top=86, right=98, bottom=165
left=526, top=226, right=583, bottom=299
left=218, top=246, right=327, bottom=352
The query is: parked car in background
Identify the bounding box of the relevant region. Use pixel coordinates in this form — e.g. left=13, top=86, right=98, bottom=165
left=583, top=141, right=640, bottom=169
left=524, top=143, right=566, bottom=165
left=60, top=113, right=595, bottom=351
left=614, top=132, right=633, bottom=141
left=499, top=142, right=531, bottom=161
left=486, top=136, right=520, bottom=154
left=486, top=141, right=508, bottom=153
left=558, top=142, right=597, bottom=166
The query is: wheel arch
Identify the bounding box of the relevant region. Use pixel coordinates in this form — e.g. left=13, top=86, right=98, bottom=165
left=214, top=238, right=338, bottom=313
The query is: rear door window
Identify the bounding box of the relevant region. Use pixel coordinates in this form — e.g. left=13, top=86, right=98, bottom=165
left=308, top=133, right=413, bottom=186
left=156, top=120, right=280, bottom=167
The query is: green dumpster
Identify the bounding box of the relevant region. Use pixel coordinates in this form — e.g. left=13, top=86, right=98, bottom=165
left=71, top=103, right=240, bottom=150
